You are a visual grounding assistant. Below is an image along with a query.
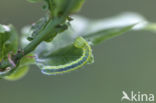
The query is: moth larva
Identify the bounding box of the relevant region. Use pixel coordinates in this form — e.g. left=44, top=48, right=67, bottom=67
left=41, top=36, right=92, bottom=75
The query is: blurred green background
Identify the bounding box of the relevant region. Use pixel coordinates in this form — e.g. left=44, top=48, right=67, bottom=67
left=1, top=0, right=156, bottom=103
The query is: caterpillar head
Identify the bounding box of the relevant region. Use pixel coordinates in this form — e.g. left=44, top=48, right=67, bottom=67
left=74, top=37, right=87, bottom=48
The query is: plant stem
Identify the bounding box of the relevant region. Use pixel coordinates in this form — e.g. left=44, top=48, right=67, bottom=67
left=15, top=17, right=66, bottom=60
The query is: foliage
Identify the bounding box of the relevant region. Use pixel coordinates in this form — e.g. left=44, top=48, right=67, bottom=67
left=0, top=0, right=155, bottom=81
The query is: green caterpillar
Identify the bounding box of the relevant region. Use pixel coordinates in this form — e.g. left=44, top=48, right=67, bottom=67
left=41, top=36, right=93, bottom=75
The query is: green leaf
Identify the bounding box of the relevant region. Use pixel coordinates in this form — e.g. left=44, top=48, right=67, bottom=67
left=36, top=45, right=83, bottom=67
left=0, top=24, right=18, bottom=61
left=34, top=12, right=147, bottom=72
left=35, top=29, right=75, bottom=58
left=69, top=13, right=148, bottom=45
left=142, top=23, right=156, bottom=33
left=4, top=66, right=29, bottom=81
left=21, top=26, right=32, bottom=47
left=27, top=16, right=49, bottom=41
left=52, top=0, right=85, bottom=16
left=28, top=0, right=85, bottom=15
left=35, top=37, right=94, bottom=75
left=0, top=25, right=18, bottom=77
left=34, top=29, right=83, bottom=67
left=83, top=24, right=135, bottom=45
left=20, top=53, right=35, bottom=66
left=3, top=53, right=35, bottom=80
left=0, top=25, right=8, bottom=33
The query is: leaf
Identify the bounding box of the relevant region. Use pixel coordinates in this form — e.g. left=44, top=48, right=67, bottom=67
left=27, top=16, right=49, bottom=41
left=142, top=23, right=156, bottom=33
left=20, top=53, right=36, bottom=66
left=34, top=30, right=86, bottom=68
left=0, top=25, right=18, bottom=77
left=4, top=66, right=29, bottom=81
left=52, top=0, right=85, bottom=16
left=35, top=37, right=94, bottom=75
left=27, top=0, right=85, bottom=14
left=83, top=24, right=135, bottom=45
left=34, top=13, right=147, bottom=54
left=0, top=25, right=8, bottom=33
left=0, top=24, right=18, bottom=61
left=34, top=12, right=148, bottom=73
left=0, top=28, right=35, bottom=78
left=36, top=45, right=83, bottom=67
left=3, top=53, right=35, bottom=80
left=21, top=26, right=32, bottom=47
left=86, top=12, right=148, bottom=33
left=70, top=13, right=148, bottom=45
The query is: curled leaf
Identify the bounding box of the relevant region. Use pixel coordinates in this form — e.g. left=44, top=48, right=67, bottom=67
left=35, top=37, right=94, bottom=75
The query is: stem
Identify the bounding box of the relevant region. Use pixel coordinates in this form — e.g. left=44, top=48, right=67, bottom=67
left=0, top=0, right=85, bottom=77
left=2, top=1, right=72, bottom=69
left=49, top=0, right=55, bottom=17
left=15, top=17, right=66, bottom=60
left=0, top=16, right=67, bottom=77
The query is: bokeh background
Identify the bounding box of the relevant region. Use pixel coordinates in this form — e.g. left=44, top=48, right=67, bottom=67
left=0, top=0, right=156, bottom=103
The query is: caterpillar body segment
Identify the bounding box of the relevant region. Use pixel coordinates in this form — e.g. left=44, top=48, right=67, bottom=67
left=41, top=37, right=93, bottom=75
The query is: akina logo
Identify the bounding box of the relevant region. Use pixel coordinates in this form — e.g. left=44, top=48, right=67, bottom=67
left=121, top=91, right=154, bottom=102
